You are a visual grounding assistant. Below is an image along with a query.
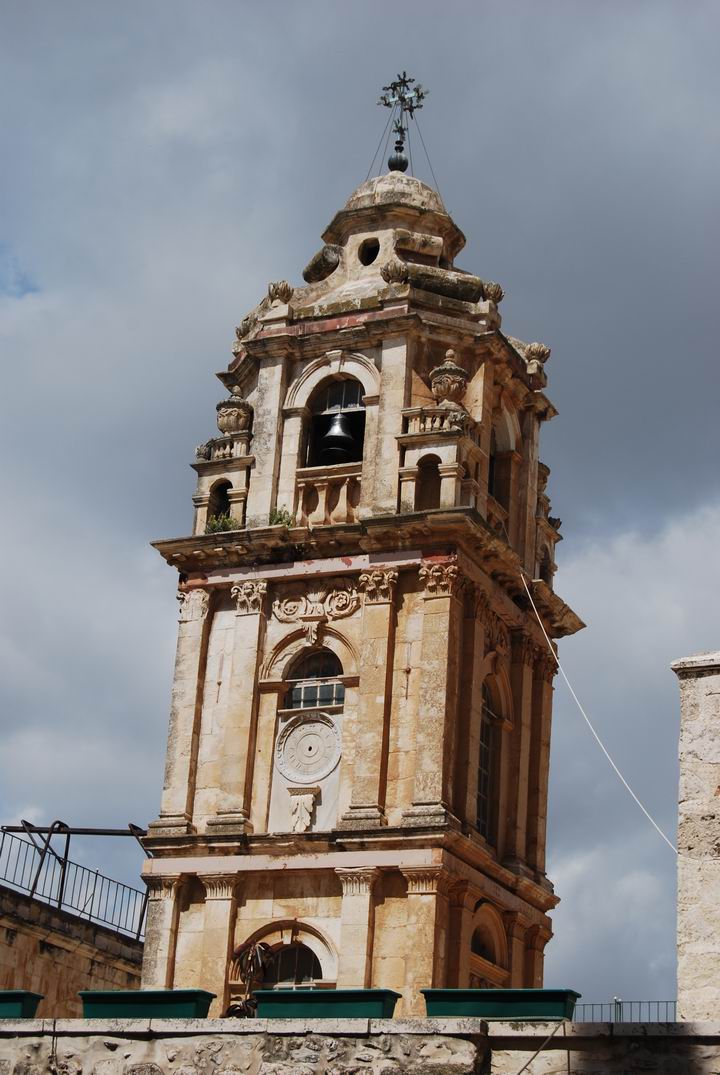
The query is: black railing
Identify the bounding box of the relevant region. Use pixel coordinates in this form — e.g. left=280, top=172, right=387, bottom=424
left=0, top=824, right=147, bottom=940
left=575, top=999, right=677, bottom=1022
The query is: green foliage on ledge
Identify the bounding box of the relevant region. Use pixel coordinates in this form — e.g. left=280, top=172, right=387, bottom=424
left=205, top=513, right=241, bottom=534
left=268, top=507, right=296, bottom=527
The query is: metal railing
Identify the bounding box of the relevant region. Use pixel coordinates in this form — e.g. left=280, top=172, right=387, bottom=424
left=575, top=999, right=677, bottom=1023
left=0, top=824, right=147, bottom=940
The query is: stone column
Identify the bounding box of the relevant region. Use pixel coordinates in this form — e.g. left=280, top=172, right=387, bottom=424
left=338, top=569, right=398, bottom=829
left=401, top=867, right=452, bottom=1015
left=335, top=867, right=380, bottom=987
left=672, top=650, right=720, bottom=1021
left=525, top=653, right=556, bottom=873
left=199, top=876, right=239, bottom=1016
left=371, top=337, right=408, bottom=514
left=438, top=462, right=463, bottom=508
left=502, top=630, right=535, bottom=867
left=523, top=924, right=552, bottom=988
left=141, top=876, right=183, bottom=988
left=504, top=911, right=530, bottom=987
left=151, top=589, right=211, bottom=834
left=403, top=562, right=464, bottom=827
left=207, top=580, right=267, bottom=836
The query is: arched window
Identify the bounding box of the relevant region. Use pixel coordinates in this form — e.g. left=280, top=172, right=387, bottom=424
left=306, top=379, right=365, bottom=468
left=468, top=905, right=509, bottom=989
left=284, top=650, right=345, bottom=710
left=476, top=684, right=500, bottom=844
left=207, top=480, right=231, bottom=521
left=415, top=454, right=442, bottom=511
left=263, top=943, right=323, bottom=989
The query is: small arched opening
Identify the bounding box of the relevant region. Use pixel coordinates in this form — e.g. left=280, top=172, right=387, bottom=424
left=207, top=480, right=232, bottom=523
left=306, top=378, right=365, bottom=468
left=468, top=904, right=509, bottom=988
left=415, top=454, right=442, bottom=511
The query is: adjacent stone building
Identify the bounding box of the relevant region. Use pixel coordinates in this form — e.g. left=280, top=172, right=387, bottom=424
left=673, top=650, right=720, bottom=1021
left=142, top=170, right=583, bottom=1016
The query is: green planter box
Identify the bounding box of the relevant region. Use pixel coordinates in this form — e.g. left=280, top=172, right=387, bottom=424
left=0, top=991, right=44, bottom=1018
left=254, top=988, right=401, bottom=1019
left=79, top=989, right=216, bottom=1019
left=421, top=988, right=580, bottom=1020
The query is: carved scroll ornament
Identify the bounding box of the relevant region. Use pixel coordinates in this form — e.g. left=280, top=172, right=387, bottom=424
left=273, top=580, right=359, bottom=644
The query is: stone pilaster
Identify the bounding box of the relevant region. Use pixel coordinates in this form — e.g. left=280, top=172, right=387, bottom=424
left=523, top=924, right=552, bottom=988
left=151, top=589, right=211, bottom=834
left=672, top=650, right=720, bottom=1021
left=504, top=911, right=530, bottom=987
left=401, top=867, right=452, bottom=1015
left=207, top=580, right=267, bottom=835
left=446, top=881, right=480, bottom=988
left=338, top=569, right=398, bottom=829
left=140, top=876, right=183, bottom=988
left=243, top=353, right=285, bottom=528
left=199, top=876, right=239, bottom=1016
left=403, top=562, right=464, bottom=827
left=502, top=630, right=535, bottom=867
left=525, top=651, right=556, bottom=873
left=335, top=867, right=380, bottom=987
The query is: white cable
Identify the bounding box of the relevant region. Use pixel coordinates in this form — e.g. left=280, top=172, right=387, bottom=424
left=513, top=1019, right=565, bottom=1074
left=520, top=574, right=677, bottom=855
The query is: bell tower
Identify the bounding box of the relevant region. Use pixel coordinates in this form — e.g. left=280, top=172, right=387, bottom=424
left=142, top=85, right=583, bottom=1016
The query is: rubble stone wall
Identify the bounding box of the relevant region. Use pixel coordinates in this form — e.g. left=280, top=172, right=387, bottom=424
left=1, top=1020, right=720, bottom=1075
left=0, top=885, right=142, bottom=1017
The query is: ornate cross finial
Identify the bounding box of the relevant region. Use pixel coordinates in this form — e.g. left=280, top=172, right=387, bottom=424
left=378, top=72, right=427, bottom=173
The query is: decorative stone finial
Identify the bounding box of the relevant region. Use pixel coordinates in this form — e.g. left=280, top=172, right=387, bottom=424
left=216, top=385, right=253, bottom=435
left=525, top=342, right=551, bottom=386
left=484, top=281, right=504, bottom=304
left=267, top=280, right=294, bottom=305
left=429, top=350, right=469, bottom=407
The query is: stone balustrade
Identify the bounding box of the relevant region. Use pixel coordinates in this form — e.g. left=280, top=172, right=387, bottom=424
left=402, top=406, right=477, bottom=441
left=196, top=432, right=252, bottom=463
left=295, top=462, right=362, bottom=526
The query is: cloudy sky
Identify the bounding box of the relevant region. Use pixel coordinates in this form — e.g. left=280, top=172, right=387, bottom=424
left=1, top=1, right=718, bottom=1004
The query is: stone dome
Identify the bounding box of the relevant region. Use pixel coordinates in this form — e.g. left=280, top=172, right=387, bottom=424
left=343, top=172, right=446, bottom=215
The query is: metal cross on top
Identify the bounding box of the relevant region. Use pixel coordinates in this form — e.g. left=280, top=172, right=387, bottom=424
left=378, top=72, right=428, bottom=173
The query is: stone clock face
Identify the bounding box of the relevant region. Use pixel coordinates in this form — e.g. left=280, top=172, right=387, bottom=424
left=275, top=712, right=341, bottom=785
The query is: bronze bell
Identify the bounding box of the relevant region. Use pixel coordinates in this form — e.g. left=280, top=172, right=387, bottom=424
left=320, top=411, right=357, bottom=464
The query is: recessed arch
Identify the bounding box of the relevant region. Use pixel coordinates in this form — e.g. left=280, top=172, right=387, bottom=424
left=231, top=918, right=338, bottom=983
left=260, top=625, right=359, bottom=682
left=284, top=351, right=380, bottom=411
left=492, top=401, right=521, bottom=453
left=471, top=902, right=509, bottom=970
left=415, top=453, right=442, bottom=511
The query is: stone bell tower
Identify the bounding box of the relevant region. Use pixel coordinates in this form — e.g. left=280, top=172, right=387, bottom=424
left=141, top=127, right=583, bottom=1015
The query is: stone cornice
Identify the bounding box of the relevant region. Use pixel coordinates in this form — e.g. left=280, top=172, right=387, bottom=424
left=153, top=509, right=584, bottom=639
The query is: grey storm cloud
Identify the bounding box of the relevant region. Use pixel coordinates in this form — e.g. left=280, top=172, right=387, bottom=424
left=1, top=0, right=718, bottom=1002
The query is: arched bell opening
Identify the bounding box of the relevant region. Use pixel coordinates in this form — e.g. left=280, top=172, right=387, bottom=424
left=305, top=378, right=366, bottom=468
left=414, top=453, right=442, bottom=511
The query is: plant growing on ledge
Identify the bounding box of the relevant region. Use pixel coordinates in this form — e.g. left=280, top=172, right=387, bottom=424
left=268, top=507, right=296, bottom=527
left=205, top=512, right=241, bottom=534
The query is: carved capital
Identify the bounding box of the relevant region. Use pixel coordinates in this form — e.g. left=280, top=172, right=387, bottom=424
left=177, top=588, right=210, bottom=623
left=503, top=910, right=531, bottom=941
left=401, top=867, right=452, bottom=897
left=419, top=561, right=465, bottom=598
left=359, top=569, right=398, bottom=604
left=232, top=579, right=267, bottom=615
left=145, top=876, right=182, bottom=901
left=335, top=867, right=380, bottom=897
left=201, top=875, right=239, bottom=901
left=511, top=630, right=538, bottom=667
left=525, top=923, right=553, bottom=953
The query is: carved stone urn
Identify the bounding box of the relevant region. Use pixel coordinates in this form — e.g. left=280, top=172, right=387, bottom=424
left=216, top=386, right=253, bottom=435
left=430, top=349, right=469, bottom=409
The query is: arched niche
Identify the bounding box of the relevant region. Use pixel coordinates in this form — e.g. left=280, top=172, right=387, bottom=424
left=470, top=902, right=509, bottom=971
left=414, top=453, right=442, bottom=511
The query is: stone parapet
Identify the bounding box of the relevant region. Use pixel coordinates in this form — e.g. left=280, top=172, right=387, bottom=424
left=3, top=1020, right=720, bottom=1074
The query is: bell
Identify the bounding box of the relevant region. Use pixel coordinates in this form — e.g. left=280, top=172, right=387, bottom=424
left=320, top=412, right=357, bottom=464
